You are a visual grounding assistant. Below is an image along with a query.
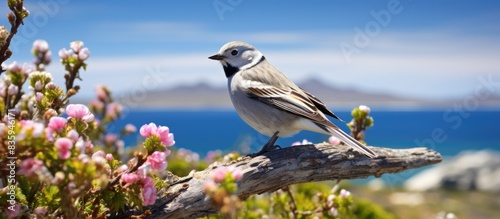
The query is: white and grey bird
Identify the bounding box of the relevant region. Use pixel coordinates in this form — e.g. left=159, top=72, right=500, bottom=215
left=209, top=41, right=377, bottom=158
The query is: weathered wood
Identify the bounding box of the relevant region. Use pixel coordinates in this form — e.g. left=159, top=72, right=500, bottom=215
left=114, top=143, right=442, bottom=219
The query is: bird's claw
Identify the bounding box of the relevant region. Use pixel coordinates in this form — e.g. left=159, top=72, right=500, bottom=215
left=249, top=131, right=280, bottom=157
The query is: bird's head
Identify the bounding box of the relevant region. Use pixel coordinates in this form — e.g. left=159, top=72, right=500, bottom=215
left=209, top=41, right=264, bottom=77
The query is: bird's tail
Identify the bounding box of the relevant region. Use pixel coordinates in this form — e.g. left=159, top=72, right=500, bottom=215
left=327, top=126, right=378, bottom=158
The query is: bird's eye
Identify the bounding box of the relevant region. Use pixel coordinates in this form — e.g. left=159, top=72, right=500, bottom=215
left=231, top=50, right=238, bottom=56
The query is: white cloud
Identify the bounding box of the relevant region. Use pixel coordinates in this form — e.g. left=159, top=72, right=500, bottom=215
left=49, top=21, right=500, bottom=100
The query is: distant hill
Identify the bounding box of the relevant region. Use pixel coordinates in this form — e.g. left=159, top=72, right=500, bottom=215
left=113, top=78, right=500, bottom=109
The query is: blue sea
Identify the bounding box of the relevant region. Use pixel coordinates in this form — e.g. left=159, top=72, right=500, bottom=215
left=113, top=109, right=499, bottom=157
left=109, top=109, right=499, bottom=184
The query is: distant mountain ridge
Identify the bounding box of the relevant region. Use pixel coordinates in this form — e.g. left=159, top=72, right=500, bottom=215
left=114, top=78, right=499, bottom=109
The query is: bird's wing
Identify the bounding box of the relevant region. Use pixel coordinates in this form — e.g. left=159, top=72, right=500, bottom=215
left=242, top=79, right=378, bottom=158
left=299, top=88, right=343, bottom=122
left=242, top=80, right=332, bottom=127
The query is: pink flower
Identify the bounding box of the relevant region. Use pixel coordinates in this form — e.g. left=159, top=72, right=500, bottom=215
left=205, top=150, right=222, bottom=163
left=327, top=194, right=336, bottom=206
left=137, top=165, right=149, bottom=179
left=339, top=189, right=351, bottom=198
left=140, top=123, right=175, bottom=146
left=106, top=153, right=114, bottom=161
left=116, top=164, right=128, bottom=173
left=140, top=123, right=157, bottom=138
left=34, top=207, right=48, bottom=217
left=212, top=167, right=227, bottom=183
left=329, top=206, right=338, bottom=217
left=212, top=166, right=243, bottom=183
left=203, top=180, right=217, bottom=193
left=121, top=173, right=139, bottom=184
left=96, top=85, right=108, bottom=101
left=44, top=51, right=52, bottom=64
left=0, top=123, right=6, bottom=137
left=32, top=39, right=49, bottom=53
left=124, top=124, right=136, bottom=134
left=48, top=116, right=66, bottom=132
left=291, top=139, right=312, bottom=146
left=18, top=120, right=44, bottom=139
left=78, top=47, right=90, bottom=61
left=70, top=41, right=84, bottom=53
left=145, top=151, right=170, bottom=172
left=66, top=129, right=79, bottom=142
left=45, top=128, right=54, bottom=142
left=92, top=150, right=105, bottom=160
left=5, top=203, right=21, bottom=218
left=18, top=158, right=44, bottom=176
left=142, top=176, right=154, bottom=188
left=34, top=81, right=43, bottom=91
left=104, top=133, right=117, bottom=144
left=329, top=136, right=341, bottom=146
left=32, top=123, right=44, bottom=138
left=66, top=104, right=94, bottom=122
left=89, top=100, right=104, bottom=111
left=55, top=138, right=73, bottom=159
left=229, top=166, right=243, bottom=181
left=21, top=64, right=32, bottom=76
left=156, top=126, right=175, bottom=146
left=58, top=48, right=70, bottom=59
left=35, top=92, right=43, bottom=102
left=8, top=84, right=18, bottom=95
left=6, top=61, right=21, bottom=72
left=141, top=177, right=157, bottom=206
left=75, top=138, right=85, bottom=150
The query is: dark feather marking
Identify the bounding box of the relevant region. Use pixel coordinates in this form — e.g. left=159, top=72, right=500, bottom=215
left=223, top=64, right=240, bottom=78
left=300, top=88, right=343, bottom=122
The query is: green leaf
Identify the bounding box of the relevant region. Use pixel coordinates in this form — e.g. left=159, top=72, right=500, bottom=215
left=364, top=117, right=374, bottom=127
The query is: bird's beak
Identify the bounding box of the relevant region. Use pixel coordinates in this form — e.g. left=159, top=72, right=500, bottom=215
left=208, top=54, right=225, bottom=60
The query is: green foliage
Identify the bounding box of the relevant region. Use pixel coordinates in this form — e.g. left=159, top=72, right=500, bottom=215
left=143, top=136, right=166, bottom=154
left=167, top=149, right=208, bottom=176
left=347, top=105, right=374, bottom=143
left=353, top=198, right=397, bottom=219
left=205, top=180, right=395, bottom=219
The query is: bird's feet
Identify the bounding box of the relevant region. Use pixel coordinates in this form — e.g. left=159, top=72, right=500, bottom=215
left=250, top=131, right=281, bottom=157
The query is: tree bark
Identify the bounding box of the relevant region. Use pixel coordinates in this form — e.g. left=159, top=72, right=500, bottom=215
left=114, top=143, right=442, bottom=219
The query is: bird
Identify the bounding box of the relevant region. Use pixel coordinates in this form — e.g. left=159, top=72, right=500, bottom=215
left=208, top=41, right=377, bottom=158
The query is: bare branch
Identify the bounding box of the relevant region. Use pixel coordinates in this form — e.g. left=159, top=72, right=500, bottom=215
left=112, top=143, right=442, bottom=219
left=0, top=1, right=27, bottom=73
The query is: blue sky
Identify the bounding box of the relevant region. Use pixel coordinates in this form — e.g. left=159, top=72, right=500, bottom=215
left=2, top=0, right=500, bottom=100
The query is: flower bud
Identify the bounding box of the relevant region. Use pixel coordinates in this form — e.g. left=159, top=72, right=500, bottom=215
left=66, top=129, right=79, bottom=142
left=58, top=48, right=70, bottom=59
left=359, top=105, right=370, bottom=114
left=106, top=153, right=114, bottom=161
left=78, top=47, right=90, bottom=61
left=70, top=41, right=84, bottom=53
left=21, top=63, right=33, bottom=76
left=35, top=92, right=43, bottom=102
left=35, top=80, right=42, bottom=91
left=328, top=136, right=341, bottom=146
left=0, top=26, right=8, bottom=46
left=67, top=88, right=77, bottom=97
left=45, top=82, right=57, bottom=90
left=8, top=84, right=18, bottom=95
left=124, top=124, right=137, bottom=134
left=32, top=39, right=49, bottom=53
left=6, top=61, right=21, bottom=72
left=44, top=50, right=52, bottom=64
left=6, top=13, right=15, bottom=25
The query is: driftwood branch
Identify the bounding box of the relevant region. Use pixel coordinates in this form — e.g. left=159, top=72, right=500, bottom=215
left=115, top=143, right=442, bottom=219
